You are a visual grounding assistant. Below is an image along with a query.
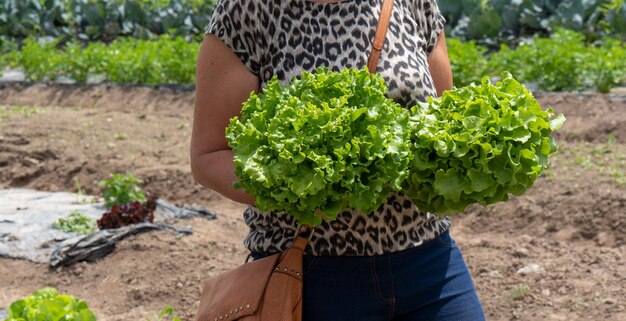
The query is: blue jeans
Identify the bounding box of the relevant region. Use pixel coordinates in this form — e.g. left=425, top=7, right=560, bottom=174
left=251, top=231, right=485, bottom=321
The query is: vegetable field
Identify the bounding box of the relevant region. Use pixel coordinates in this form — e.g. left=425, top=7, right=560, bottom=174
left=1, top=1, right=625, bottom=320
left=0, top=84, right=624, bottom=320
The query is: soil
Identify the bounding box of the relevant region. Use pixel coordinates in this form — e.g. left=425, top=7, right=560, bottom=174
left=0, top=83, right=625, bottom=321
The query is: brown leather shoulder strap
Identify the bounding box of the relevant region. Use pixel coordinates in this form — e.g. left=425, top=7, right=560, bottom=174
left=367, top=0, right=395, bottom=73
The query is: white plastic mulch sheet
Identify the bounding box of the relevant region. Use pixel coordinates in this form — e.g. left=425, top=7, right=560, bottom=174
left=0, top=188, right=217, bottom=267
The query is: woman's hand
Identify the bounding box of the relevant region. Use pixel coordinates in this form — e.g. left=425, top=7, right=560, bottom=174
left=190, top=34, right=259, bottom=205
left=427, top=31, right=453, bottom=96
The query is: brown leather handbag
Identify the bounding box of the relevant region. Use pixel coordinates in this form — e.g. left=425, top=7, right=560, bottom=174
left=194, top=1, right=394, bottom=320
left=195, top=230, right=311, bottom=321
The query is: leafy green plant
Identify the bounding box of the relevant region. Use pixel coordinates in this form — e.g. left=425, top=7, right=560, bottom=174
left=404, top=73, right=565, bottom=214
left=147, top=306, right=182, bottom=321
left=580, top=37, right=626, bottom=93
left=489, top=29, right=586, bottom=91
left=104, top=37, right=161, bottom=84
left=227, top=68, right=412, bottom=226
left=52, top=210, right=98, bottom=235
left=103, top=35, right=198, bottom=85
left=487, top=29, right=626, bottom=92
left=7, top=287, right=96, bottom=321
left=63, top=40, right=108, bottom=84
left=12, top=38, right=65, bottom=82
left=485, top=42, right=531, bottom=83
left=98, top=172, right=146, bottom=208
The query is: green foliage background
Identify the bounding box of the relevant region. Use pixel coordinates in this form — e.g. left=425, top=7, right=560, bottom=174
left=0, top=0, right=624, bottom=91
left=1, top=0, right=624, bottom=44
left=0, top=0, right=217, bottom=42
left=440, top=0, right=626, bottom=45
left=446, top=29, right=626, bottom=92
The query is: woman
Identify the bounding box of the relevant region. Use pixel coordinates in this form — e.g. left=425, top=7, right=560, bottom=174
left=190, top=0, right=486, bottom=320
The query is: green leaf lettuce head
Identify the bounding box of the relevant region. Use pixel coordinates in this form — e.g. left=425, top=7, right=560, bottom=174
left=8, top=287, right=96, bottom=321
left=226, top=68, right=412, bottom=226
left=404, top=72, right=565, bottom=214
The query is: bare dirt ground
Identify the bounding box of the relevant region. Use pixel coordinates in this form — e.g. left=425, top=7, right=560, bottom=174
left=0, top=83, right=624, bottom=321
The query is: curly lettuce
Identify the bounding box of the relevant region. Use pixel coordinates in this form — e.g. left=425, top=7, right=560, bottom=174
left=405, top=73, right=565, bottom=214
left=8, top=288, right=96, bottom=321
left=226, top=68, right=412, bottom=226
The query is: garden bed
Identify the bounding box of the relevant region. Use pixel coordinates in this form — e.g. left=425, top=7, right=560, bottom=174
left=0, top=84, right=624, bottom=320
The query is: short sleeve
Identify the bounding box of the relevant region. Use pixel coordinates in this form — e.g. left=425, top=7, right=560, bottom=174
left=417, top=0, right=446, bottom=55
left=204, top=0, right=265, bottom=76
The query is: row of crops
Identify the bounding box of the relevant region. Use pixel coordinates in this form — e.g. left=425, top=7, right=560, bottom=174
left=448, top=29, right=626, bottom=93
left=1, top=29, right=624, bottom=92
left=0, top=0, right=625, bottom=92
left=0, top=35, right=197, bottom=85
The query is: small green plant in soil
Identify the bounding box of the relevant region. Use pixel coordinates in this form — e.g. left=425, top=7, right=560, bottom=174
left=511, top=284, right=531, bottom=300
left=7, top=287, right=96, bottom=321
left=52, top=210, right=97, bottom=235
left=147, top=306, right=182, bottom=321
left=98, top=172, right=146, bottom=208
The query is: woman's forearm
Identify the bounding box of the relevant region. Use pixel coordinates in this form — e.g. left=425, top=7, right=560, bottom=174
left=190, top=149, right=256, bottom=205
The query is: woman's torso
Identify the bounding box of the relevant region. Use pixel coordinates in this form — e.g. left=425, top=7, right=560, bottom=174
left=207, top=0, right=451, bottom=256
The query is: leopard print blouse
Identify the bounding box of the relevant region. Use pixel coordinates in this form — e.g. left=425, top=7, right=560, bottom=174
left=206, top=0, right=451, bottom=256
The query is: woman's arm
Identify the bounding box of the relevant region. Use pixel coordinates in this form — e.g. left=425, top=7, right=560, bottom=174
left=190, top=34, right=259, bottom=205
left=427, top=31, right=453, bottom=96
